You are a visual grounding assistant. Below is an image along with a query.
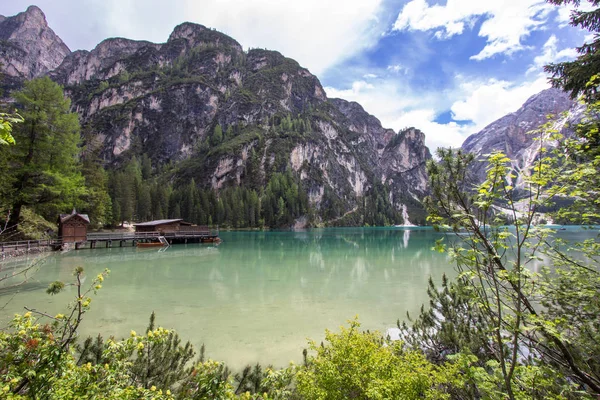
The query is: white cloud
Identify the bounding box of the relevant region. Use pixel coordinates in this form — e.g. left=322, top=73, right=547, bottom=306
left=363, top=73, right=378, bottom=79
left=183, top=0, right=385, bottom=74
left=325, top=80, right=419, bottom=120
left=4, top=0, right=384, bottom=75
left=450, top=76, right=550, bottom=130
left=526, top=35, right=578, bottom=74
left=388, top=109, right=472, bottom=151
left=324, top=72, right=551, bottom=151
left=387, top=64, right=409, bottom=74
left=393, top=0, right=555, bottom=60
left=584, top=33, right=597, bottom=43
left=324, top=77, right=472, bottom=151
left=556, top=7, right=573, bottom=27
left=555, top=0, right=596, bottom=27
left=93, top=0, right=384, bottom=75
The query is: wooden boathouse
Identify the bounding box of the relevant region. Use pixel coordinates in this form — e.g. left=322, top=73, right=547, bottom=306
left=58, top=210, right=90, bottom=243
left=87, top=219, right=219, bottom=248
left=2, top=216, right=219, bottom=254
left=133, top=219, right=193, bottom=233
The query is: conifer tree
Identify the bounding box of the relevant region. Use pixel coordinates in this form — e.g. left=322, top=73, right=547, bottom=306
left=80, top=136, right=111, bottom=227
left=211, top=124, right=223, bottom=146
left=141, top=153, right=152, bottom=180
left=225, top=125, right=234, bottom=141
left=130, top=312, right=196, bottom=391
left=137, top=184, right=152, bottom=222
left=6, top=77, right=85, bottom=227
left=545, top=0, right=600, bottom=99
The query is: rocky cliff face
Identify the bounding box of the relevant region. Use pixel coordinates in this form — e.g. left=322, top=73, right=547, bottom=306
left=1, top=7, right=432, bottom=225
left=461, top=88, right=581, bottom=188
left=0, top=6, right=70, bottom=81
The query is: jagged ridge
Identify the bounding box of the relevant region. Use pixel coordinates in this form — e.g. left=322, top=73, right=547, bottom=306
left=1, top=6, right=432, bottom=225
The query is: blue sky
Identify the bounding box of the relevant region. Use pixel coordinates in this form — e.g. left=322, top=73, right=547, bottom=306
left=1, top=0, right=591, bottom=150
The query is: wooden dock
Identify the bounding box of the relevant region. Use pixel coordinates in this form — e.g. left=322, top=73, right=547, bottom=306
left=1, top=229, right=220, bottom=255
left=85, top=230, right=220, bottom=249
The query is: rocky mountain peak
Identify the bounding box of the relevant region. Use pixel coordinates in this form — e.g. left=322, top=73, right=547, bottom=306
left=169, top=22, right=207, bottom=41
left=399, top=126, right=426, bottom=144
left=462, top=88, right=573, bottom=155
left=93, top=37, right=156, bottom=58
left=329, top=98, right=394, bottom=150
left=6, top=5, right=47, bottom=28
left=0, top=5, right=70, bottom=80
left=168, top=22, right=243, bottom=53
left=461, top=87, right=577, bottom=187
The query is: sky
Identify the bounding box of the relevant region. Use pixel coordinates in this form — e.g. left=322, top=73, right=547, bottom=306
left=0, top=0, right=591, bottom=151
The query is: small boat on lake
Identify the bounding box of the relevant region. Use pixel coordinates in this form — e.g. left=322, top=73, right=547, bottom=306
left=137, top=235, right=170, bottom=248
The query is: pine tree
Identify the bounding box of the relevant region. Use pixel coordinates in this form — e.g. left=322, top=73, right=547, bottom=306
left=137, top=184, right=152, bottom=222
left=7, top=77, right=85, bottom=227
left=79, top=136, right=111, bottom=228
left=211, top=124, right=223, bottom=146
left=130, top=312, right=196, bottom=391
left=141, top=153, right=152, bottom=180
left=246, top=148, right=262, bottom=190
left=545, top=0, right=600, bottom=99
left=225, top=125, right=234, bottom=141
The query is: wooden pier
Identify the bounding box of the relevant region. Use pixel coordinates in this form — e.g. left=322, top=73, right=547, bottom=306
left=1, top=229, right=220, bottom=255
left=85, top=230, right=220, bottom=249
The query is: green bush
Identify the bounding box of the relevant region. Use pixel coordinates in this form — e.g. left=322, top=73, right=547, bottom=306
left=296, top=318, right=460, bottom=400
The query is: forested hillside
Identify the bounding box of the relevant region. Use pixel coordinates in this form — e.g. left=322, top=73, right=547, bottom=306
left=0, top=7, right=431, bottom=233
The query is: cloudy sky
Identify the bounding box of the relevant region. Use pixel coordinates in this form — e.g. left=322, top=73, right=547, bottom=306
left=1, top=0, right=589, bottom=150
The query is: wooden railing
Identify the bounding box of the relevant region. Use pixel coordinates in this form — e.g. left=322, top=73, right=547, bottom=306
left=179, top=225, right=210, bottom=233
left=1, top=239, right=62, bottom=252
left=0, top=229, right=218, bottom=254
left=86, top=231, right=160, bottom=241
left=163, top=230, right=212, bottom=237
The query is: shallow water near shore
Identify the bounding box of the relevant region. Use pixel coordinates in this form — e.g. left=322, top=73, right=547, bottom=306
left=0, top=226, right=595, bottom=369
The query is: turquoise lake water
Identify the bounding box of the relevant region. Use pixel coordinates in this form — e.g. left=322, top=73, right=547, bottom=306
left=0, top=226, right=594, bottom=369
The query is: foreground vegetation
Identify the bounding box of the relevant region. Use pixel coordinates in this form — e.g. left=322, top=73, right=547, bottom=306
left=1, top=87, right=598, bottom=398
left=1, top=0, right=599, bottom=398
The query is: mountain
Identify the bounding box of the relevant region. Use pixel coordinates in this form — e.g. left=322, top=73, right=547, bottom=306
left=461, top=88, right=581, bottom=188
left=0, top=7, right=431, bottom=226
left=0, top=5, right=70, bottom=89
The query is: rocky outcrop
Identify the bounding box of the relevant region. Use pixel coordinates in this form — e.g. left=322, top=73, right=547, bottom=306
left=328, top=99, right=430, bottom=201
left=0, top=6, right=70, bottom=80
left=461, top=88, right=580, bottom=188
left=380, top=128, right=431, bottom=197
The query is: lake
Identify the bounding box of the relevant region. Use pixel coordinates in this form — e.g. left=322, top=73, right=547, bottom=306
left=0, top=226, right=593, bottom=369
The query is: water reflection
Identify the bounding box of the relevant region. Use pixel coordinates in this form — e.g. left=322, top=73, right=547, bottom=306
left=8, top=227, right=576, bottom=369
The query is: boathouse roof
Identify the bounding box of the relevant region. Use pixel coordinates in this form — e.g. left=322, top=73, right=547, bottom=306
left=133, top=219, right=193, bottom=227
left=58, top=209, right=90, bottom=224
